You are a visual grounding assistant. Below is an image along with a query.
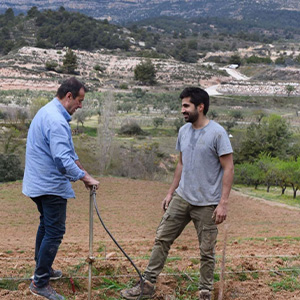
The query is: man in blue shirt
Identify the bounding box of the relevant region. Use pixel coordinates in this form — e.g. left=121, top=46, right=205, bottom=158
left=23, top=77, right=99, bottom=300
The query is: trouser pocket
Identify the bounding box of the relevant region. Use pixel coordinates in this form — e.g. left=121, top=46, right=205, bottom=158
left=201, top=224, right=218, bottom=254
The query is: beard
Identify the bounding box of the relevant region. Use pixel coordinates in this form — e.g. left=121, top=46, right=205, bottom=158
left=183, top=110, right=199, bottom=123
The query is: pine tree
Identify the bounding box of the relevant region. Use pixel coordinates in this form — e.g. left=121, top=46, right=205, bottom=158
left=63, top=48, right=78, bottom=74
left=134, top=59, right=156, bottom=85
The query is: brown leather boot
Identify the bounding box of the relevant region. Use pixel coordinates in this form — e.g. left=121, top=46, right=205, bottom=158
left=121, top=279, right=155, bottom=299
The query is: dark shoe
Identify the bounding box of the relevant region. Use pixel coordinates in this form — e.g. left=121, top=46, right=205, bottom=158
left=49, top=268, right=63, bottom=280
left=29, top=281, right=65, bottom=300
left=31, top=268, right=63, bottom=281
left=199, top=289, right=211, bottom=300
left=121, top=279, right=155, bottom=299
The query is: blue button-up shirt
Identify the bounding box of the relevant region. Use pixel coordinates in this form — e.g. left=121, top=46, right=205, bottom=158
left=22, top=98, right=85, bottom=199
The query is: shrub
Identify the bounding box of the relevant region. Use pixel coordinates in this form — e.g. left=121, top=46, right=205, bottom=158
left=119, top=120, right=144, bottom=135
left=119, top=83, right=128, bottom=89
left=153, top=117, right=164, bottom=128
left=0, top=110, right=7, bottom=120
left=246, top=55, right=272, bottom=64
left=174, top=116, right=185, bottom=132
left=229, top=54, right=242, bottom=65
left=208, top=110, right=218, bottom=120
left=275, top=56, right=286, bottom=65
left=94, top=64, right=105, bottom=72
left=108, top=142, right=161, bottom=180
left=230, top=110, right=244, bottom=120
left=45, top=60, right=58, bottom=71
left=0, top=154, right=23, bottom=182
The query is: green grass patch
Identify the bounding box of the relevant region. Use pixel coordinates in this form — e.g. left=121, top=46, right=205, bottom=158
left=173, top=272, right=200, bottom=299
left=190, top=258, right=200, bottom=265
left=166, top=256, right=182, bottom=262
left=143, top=127, right=177, bottom=137
left=270, top=269, right=300, bottom=292
left=82, top=127, right=97, bottom=137
left=214, top=273, right=220, bottom=282
left=251, top=272, right=259, bottom=279
left=238, top=273, right=248, bottom=281
left=97, top=242, right=106, bottom=253
left=69, top=261, right=86, bottom=274
left=70, top=125, right=98, bottom=137
left=96, top=278, right=126, bottom=291
left=234, top=185, right=300, bottom=208
left=0, top=279, right=20, bottom=291
left=280, top=255, right=300, bottom=262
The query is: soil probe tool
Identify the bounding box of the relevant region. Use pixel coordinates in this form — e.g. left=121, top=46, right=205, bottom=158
left=88, top=185, right=144, bottom=300
left=218, top=223, right=228, bottom=300
left=88, top=185, right=96, bottom=300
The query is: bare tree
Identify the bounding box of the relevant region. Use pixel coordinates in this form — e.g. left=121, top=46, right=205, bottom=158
left=97, top=92, right=116, bottom=174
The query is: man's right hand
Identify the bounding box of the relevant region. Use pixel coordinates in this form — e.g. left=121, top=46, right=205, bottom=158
left=162, top=194, right=173, bottom=211
left=81, top=173, right=99, bottom=190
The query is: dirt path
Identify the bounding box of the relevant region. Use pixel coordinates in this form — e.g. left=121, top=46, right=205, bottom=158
left=1, top=178, right=300, bottom=299
left=205, top=85, right=222, bottom=96
left=221, top=68, right=251, bottom=81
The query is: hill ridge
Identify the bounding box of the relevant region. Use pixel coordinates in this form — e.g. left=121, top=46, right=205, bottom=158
left=1, top=0, right=300, bottom=24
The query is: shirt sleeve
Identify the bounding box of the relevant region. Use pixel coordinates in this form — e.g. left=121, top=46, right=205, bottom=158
left=48, top=121, right=85, bottom=181
left=215, top=128, right=233, bottom=157
left=175, top=128, right=182, bottom=152
left=74, top=152, right=79, bottom=161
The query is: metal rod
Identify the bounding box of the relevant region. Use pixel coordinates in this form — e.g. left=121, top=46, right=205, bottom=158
left=88, top=185, right=96, bottom=300
left=218, top=223, right=228, bottom=300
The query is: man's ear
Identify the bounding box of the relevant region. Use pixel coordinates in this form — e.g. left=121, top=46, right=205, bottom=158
left=198, top=103, right=204, bottom=113
left=66, top=92, right=73, bottom=100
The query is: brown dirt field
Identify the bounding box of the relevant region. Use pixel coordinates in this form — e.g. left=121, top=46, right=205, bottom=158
left=1, top=178, right=300, bottom=299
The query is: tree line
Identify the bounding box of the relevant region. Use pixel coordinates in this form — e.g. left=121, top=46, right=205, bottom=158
left=2, top=6, right=300, bottom=64
left=0, top=7, right=131, bottom=55
left=235, top=154, right=300, bottom=199
left=233, top=114, right=300, bottom=198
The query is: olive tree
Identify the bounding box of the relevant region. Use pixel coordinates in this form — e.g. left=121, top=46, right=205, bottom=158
left=285, top=85, right=295, bottom=97
left=234, top=163, right=263, bottom=189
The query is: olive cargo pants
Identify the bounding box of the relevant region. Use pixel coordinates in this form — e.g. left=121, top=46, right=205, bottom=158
left=144, top=193, right=218, bottom=291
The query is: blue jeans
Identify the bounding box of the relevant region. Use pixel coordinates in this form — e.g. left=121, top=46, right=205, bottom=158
left=32, top=195, right=67, bottom=288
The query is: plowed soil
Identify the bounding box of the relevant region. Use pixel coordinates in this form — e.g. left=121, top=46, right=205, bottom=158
left=1, top=178, right=300, bottom=299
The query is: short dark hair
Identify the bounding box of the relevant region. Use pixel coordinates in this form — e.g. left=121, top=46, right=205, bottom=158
left=180, top=87, right=209, bottom=115
left=56, top=77, right=87, bottom=99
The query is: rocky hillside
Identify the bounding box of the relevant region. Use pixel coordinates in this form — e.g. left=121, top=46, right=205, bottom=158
left=0, top=46, right=225, bottom=92
left=1, top=46, right=299, bottom=97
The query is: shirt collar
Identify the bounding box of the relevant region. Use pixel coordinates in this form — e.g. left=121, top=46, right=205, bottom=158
left=54, top=97, right=72, bottom=123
